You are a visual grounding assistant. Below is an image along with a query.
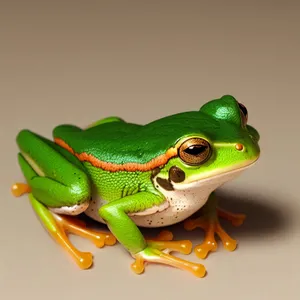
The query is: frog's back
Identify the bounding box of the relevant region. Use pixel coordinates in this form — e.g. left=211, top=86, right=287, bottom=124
left=53, top=120, right=144, bottom=165
left=53, top=112, right=219, bottom=167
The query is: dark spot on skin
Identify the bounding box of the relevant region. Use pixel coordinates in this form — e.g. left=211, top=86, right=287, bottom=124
left=156, top=177, right=174, bottom=191
left=169, top=166, right=185, bottom=183
left=151, top=167, right=161, bottom=178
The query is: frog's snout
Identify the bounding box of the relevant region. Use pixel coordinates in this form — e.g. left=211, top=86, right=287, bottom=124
left=235, top=132, right=260, bottom=161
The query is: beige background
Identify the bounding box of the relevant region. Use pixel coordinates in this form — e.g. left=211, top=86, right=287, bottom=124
left=1, top=1, right=299, bottom=299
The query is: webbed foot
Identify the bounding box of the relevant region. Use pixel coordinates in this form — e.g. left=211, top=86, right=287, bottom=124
left=52, top=214, right=116, bottom=249
left=184, top=207, right=245, bottom=259
left=131, top=230, right=206, bottom=278
left=145, top=230, right=192, bottom=254
left=48, top=214, right=116, bottom=269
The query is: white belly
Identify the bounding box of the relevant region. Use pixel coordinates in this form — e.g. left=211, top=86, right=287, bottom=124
left=84, top=167, right=246, bottom=228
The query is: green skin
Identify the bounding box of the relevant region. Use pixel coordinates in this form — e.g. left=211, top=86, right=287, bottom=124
left=16, top=95, right=260, bottom=258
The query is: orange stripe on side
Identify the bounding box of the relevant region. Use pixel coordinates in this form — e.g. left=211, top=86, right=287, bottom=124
left=54, top=138, right=177, bottom=172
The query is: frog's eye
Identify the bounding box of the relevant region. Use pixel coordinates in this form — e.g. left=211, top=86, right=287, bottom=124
left=238, top=102, right=248, bottom=125
left=178, top=138, right=211, bottom=166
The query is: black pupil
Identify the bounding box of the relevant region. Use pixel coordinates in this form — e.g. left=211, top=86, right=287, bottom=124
left=238, top=103, right=248, bottom=117
left=184, top=145, right=207, bottom=156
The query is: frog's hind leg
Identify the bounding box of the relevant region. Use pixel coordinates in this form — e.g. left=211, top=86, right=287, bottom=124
left=16, top=191, right=115, bottom=269
left=29, top=194, right=94, bottom=269
left=29, top=194, right=116, bottom=269
left=13, top=130, right=116, bottom=269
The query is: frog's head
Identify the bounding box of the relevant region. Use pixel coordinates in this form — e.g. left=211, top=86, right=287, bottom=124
left=154, top=95, right=260, bottom=190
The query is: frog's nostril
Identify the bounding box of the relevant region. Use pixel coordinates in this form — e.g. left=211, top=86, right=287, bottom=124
left=235, top=143, right=244, bottom=151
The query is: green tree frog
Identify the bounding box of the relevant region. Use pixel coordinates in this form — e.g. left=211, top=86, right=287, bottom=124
left=12, top=95, right=260, bottom=278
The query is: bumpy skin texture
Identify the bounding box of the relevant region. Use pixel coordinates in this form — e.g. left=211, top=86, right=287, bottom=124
left=14, top=94, right=260, bottom=277
left=84, top=165, right=156, bottom=201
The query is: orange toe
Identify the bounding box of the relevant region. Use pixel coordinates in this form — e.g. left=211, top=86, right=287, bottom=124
left=217, top=207, right=246, bottom=227
left=11, top=183, right=31, bottom=197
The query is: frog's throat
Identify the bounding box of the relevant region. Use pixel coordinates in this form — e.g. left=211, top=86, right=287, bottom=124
left=54, top=138, right=178, bottom=172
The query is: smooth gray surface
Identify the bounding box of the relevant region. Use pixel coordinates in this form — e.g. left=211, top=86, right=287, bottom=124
left=1, top=1, right=299, bottom=299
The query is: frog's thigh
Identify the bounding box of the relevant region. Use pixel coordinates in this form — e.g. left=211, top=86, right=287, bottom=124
left=99, top=192, right=165, bottom=254
left=17, top=130, right=92, bottom=211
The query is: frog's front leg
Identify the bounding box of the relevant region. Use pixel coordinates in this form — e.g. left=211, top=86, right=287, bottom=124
left=13, top=130, right=116, bottom=269
left=99, top=192, right=206, bottom=278
left=184, top=192, right=246, bottom=259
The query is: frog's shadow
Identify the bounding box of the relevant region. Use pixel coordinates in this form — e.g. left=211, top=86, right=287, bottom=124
left=140, top=190, right=291, bottom=242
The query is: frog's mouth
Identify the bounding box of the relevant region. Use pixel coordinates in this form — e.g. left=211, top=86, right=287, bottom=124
left=177, top=157, right=259, bottom=188
left=153, top=157, right=259, bottom=193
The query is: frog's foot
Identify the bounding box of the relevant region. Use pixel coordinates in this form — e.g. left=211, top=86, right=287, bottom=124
left=184, top=214, right=238, bottom=259
left=131, top=230, right=206, bottom=278
left=217, top=207, right=246, bottom=227
left=24, top=192, right=116, bottom=269
left=52, top=214, right=117, bottom=249
left=145, top=230, right=192, bottom=255
left=41, top=212, right=116, bottom=270
left=131, top=247, right=206, bottom=278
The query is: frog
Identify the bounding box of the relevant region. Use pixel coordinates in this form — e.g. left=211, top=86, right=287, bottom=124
left=11, top=94, right=260, bottom=278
